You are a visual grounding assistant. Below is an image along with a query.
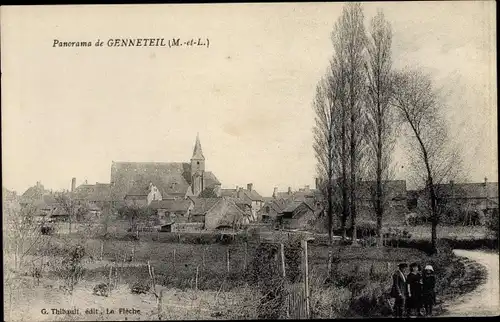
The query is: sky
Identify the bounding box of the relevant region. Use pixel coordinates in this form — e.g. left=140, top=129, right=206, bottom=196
left=1, top=1, right=497, bottom=196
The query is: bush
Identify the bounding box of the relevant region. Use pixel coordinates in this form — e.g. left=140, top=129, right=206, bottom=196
left=41, top=225, right=55, bottom=235
left=383, top=227, right=412, bottom=240
left=130, top=281, right=150, bottom=294
left=486, top=209, right=499, bottom=239
left=385, top=236, right=498, bottom=254
left=247, top=243, right=287, bottom=319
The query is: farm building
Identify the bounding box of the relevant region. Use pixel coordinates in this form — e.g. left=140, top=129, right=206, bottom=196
left=279, top=200, right=318, bottom=230
left=356, top=180, right=408, bottom=225
left=221, top=183, right=265, bottom=221
left=189, top=197, right=250, bottom=230
left=150, top=199, right=194, bottom=225
left=416, top=178, right=499, bottom=225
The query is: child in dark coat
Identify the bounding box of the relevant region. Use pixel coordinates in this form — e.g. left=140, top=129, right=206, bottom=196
left=422, top=265, right=436, bottom=316
left=406, top=262, right=423, bottom=316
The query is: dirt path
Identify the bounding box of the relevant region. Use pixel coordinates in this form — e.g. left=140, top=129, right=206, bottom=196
left=441, top=249, right=499, bottom=317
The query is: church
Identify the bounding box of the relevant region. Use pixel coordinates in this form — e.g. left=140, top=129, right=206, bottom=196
left=109, top=134, right=222, bottom=205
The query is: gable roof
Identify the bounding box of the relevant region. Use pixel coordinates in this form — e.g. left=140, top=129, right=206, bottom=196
left=190, top=197, right=221, bottom=215
left=203, top=171, right=221, bottom=188
left=72, top=183, right=112, bottom=202
left=357, top=180, right=407, bottom=200
left=21, top=183, right=48, bottom=204
left=241, top=189, right=264, bottom=202
left=434, top=181, right=499, bottom=199
left=150, top=199, right=193, bottom=212
left=283, top=200, right=313, bottom=213
left=111, top=161, right=192, bottom=200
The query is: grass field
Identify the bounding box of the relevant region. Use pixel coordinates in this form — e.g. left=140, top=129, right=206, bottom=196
left=5, top=227, right=479, bottom=320
left=397, top=225, right=489, bottom=240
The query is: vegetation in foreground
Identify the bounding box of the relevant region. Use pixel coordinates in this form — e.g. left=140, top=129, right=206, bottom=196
left=7, top=232, right=480, bottom=319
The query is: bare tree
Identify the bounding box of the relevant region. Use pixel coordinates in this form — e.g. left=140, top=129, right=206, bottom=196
left=4, top=202, right=45, bottom=271
left=333, top=3, right=368, bottom=243
left=392, top=68, right=463, bottom=253
left=364, top=9, right=396, bottom=245
left=54, top=192, right=90, bottom=234
left=313, top=74, right=340, bottom=244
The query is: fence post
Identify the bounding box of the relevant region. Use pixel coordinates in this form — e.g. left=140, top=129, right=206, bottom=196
left=281, top=242, right=289, bottom=318
left=195, top=265, right=199, bottom=291
left=173, top=249, right=176, bottom=270
left=158, top=289, right=163, bottom=319
left=244, top=242, right=248, bottom=270
left=327, top=249, right=332, bottom=273
left=100, top=241, right=104, bottom=261
left=280, top=243, right=286, bottom=278
left=108, top=265, right=113, bottom=295
left=302, top=239, right=310, bottom=319
left=226, top=248, right=230, bottom=273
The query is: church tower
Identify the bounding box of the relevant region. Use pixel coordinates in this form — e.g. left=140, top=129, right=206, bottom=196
left=191, top=133, right=205, bottom=195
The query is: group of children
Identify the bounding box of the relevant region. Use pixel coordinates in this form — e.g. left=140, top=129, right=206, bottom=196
left=391, top=262, right=437, bottom=318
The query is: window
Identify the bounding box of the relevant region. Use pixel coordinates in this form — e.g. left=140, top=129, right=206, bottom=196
left=197, top=161, right=200, bottom=165
left=266, top=206, right=270, bottom=213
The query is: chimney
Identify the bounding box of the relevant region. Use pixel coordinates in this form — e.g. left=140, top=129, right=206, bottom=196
left=237, top=187, right=242, bottom=198
left=84, top=179, right=88, bottom=185
left=273, top=187, right=278, bottom=198
left=71, top=177, right=76, bottom=192
left=288, top=187, right=292, bottom=195
left=305, top=185, right=310, bottom=193
left=247, top=183, right=253, bottom=192
left=315, top=178, right=320, bottom=190
left=484, top=177, right=488, bottom=186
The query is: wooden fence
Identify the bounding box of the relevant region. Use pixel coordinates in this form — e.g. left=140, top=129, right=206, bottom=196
left=286, top=283, right=307, bottom=319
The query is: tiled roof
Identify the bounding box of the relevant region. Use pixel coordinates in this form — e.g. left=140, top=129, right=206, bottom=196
left=150, top=199, right=193, bottom=212
left=72, top=183, right=112, bottom=202
left=203, top=171, right=221, bottom=187
left=21, top=183, right=48, bottom=204
left=111, top=162, right=192, bottom=200
left=241, top=189, right=264, bottom=202
left=220, top=187, right=264, bottom=204
left=356, top=180, right=407, bottom=200
left=190, top=197, right=221, bottom=215
left=434, top=182, right=499, bottom=199
left=283, top=200, right=309, bottom=213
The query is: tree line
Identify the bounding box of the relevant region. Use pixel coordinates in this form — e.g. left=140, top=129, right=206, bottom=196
left=313, top=3, right=463, bottom=253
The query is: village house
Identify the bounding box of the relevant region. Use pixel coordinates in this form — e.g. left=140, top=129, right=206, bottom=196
left=19, top=181, right=48, bottom=207
left=149, top=198, right=194, bottom=229
left=259, top=183, right=324, bottom=230
left=356, top=180, right=408, bottom=225
left=415, top=178, right=499, bottom=225
left=189, top=197, right=249, bottom=230
left=279, top=200, right=318, bottom=230
left=221, top=183, right=264, bottom=222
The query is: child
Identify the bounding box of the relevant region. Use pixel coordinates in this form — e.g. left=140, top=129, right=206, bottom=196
left=406, top=262, right=423, bottom=317
left=422, top=265, right=436, bottom=316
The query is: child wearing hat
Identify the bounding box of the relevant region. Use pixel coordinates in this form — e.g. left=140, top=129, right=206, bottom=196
left=422, top=265, right=436, bottom=316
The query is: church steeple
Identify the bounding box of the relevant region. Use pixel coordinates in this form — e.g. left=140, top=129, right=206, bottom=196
left=190, top=134, right=205, bottom=196
left=192, top=132, right=205, bottom=160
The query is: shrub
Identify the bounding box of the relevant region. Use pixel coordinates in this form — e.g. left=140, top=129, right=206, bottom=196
left=93, top=283, right=109, bottom=297
left=486, top=209, right=499, bottom=240
left=247, top=243, right=287, bottom=319
left=130, top=281, right=150, bottom=294
left=54, top=245, right=86, bottom=293
left=41, top=225, right=55, bottom=235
